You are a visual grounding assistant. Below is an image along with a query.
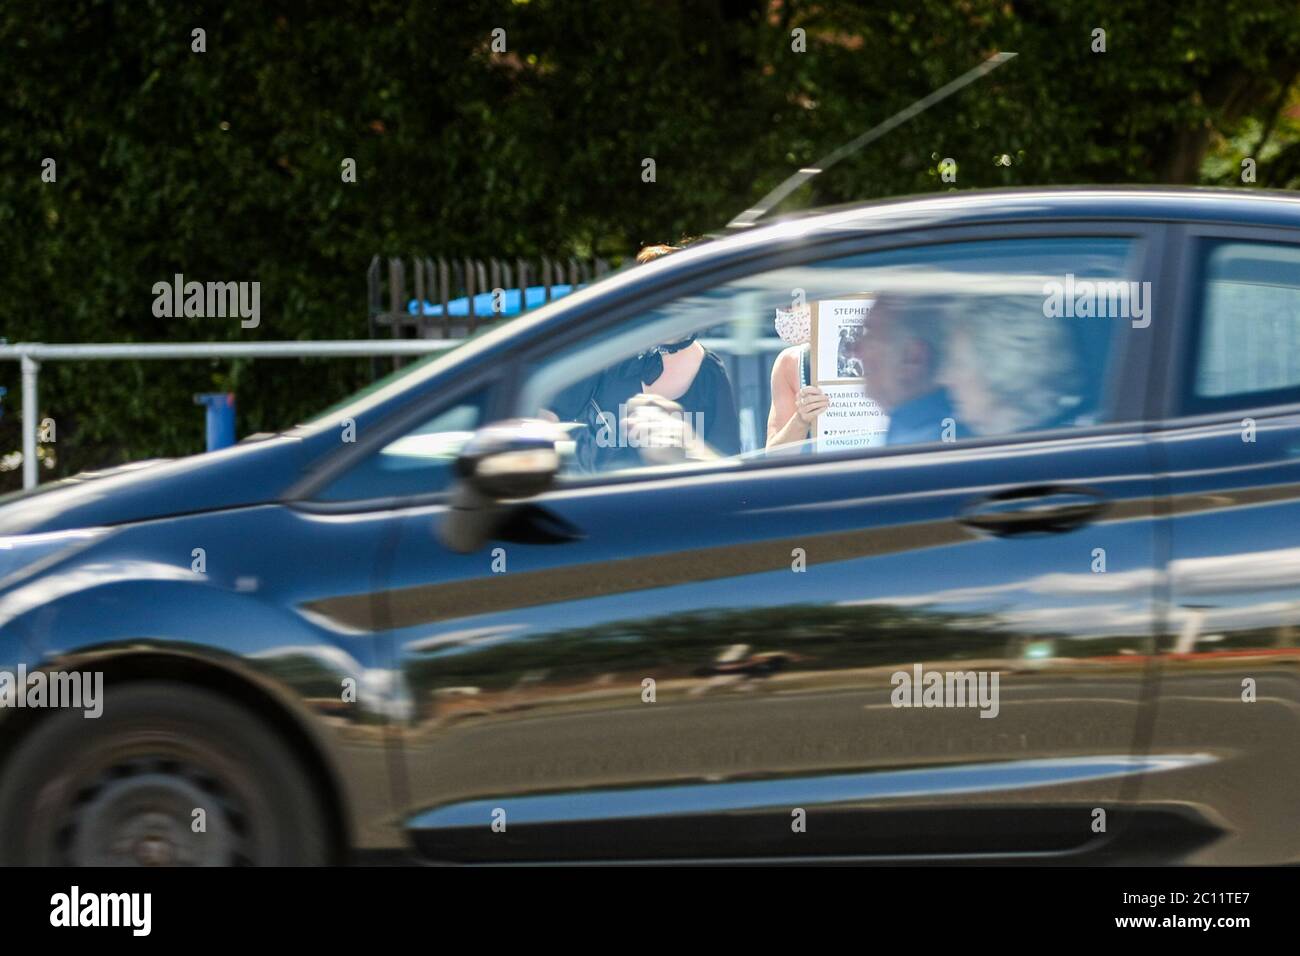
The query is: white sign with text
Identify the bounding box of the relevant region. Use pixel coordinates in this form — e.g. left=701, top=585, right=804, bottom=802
left=811, top=295, right=887, bottom=452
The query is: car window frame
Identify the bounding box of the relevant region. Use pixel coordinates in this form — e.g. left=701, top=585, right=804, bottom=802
left=507, top=220, right=1165, bottom=495
left=293, top=219, right=1166, bottom=512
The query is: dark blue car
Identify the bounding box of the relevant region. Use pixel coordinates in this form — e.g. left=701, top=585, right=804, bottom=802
left=2, top=187, right=1300, bottom=865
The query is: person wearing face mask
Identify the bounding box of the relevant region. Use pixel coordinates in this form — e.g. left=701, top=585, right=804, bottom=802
left=766, top=303, right=829, bottom=450
left=547, top=243, right=741, bottom=472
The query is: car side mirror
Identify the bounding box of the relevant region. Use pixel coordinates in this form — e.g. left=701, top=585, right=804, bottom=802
left=440, top=419, right=564, bottom=552
left=456, top=418, right=563, bottom=499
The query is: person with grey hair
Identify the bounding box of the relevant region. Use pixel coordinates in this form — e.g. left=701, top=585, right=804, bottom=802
left=936, top=296, right=1082, bottom=435
left=853, top=292, right=965, bottom=445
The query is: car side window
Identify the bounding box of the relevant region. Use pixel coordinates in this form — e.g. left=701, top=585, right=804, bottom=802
left=1187, top=240, right=1300, bottom=413
left=517, top=236, right=1141, bottom=480
left=312, top=387, right=490, bottom=501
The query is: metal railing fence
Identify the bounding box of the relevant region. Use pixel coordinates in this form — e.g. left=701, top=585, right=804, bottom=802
left=367, top=254, right=614, bottom=358
left=0, top=340, right=460, bottom=490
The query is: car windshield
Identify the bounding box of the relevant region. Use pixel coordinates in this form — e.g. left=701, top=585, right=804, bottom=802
left=296, top=271, right=631, bottom=431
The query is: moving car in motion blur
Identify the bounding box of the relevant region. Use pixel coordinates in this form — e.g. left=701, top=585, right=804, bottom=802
left=1, top=187, right=1299, bottom=865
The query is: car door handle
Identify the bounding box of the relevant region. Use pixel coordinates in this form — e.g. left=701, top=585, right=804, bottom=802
left=959, top=486, right=1107, bottom=536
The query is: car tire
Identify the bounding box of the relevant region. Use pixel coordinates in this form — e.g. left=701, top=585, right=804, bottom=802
left=0, top=680, right=331, bottom=866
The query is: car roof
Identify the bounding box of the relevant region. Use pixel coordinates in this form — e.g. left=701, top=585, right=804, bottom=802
left=758, top=185, right=1300, bottom=235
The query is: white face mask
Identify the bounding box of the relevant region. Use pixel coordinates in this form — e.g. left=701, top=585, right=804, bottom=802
left=774, top=304, right=812, bottom=346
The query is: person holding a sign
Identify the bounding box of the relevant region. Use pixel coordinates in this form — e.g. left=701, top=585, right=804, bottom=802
left=766, top=305, right=831, bottom=450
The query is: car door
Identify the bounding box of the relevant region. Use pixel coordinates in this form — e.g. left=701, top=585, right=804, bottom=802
left=348, top=226, right=1172, bottom=862
left=1143, top=225, right=1300, bottom=864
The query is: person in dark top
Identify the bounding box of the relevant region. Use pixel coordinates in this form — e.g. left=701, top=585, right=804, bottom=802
left=548, top=243, right=742, bottom=472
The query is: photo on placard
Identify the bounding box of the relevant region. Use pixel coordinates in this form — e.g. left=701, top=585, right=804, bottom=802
left=809, top=294, right=888, bottom=452
left=812, top=294, right=877, bottom=384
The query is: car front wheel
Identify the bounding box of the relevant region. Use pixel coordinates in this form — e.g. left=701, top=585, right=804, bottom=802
left=0, top=680, right=331, bottom=866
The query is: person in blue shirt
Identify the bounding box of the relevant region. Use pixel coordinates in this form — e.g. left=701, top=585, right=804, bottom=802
left=853, top=293, right=965, bottom=446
